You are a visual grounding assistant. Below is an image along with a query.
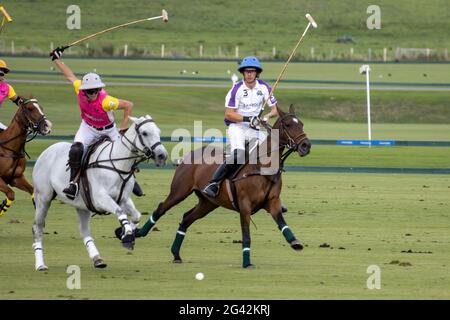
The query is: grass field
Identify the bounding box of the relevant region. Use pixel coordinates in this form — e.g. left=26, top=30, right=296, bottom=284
left=2, top=1, right=450, bottom=59
left=1, top=170, right=449, bottom=299
left=0, top=56, right=449, bottom=300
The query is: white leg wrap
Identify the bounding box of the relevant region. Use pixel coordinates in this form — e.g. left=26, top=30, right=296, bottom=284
left=33, top=242, right=46, bottom=270
left=118, top=214, right=132, bottom=235
left=130, top=221, right=139, bottom=230
left=83, top=237, right=100, bottom=260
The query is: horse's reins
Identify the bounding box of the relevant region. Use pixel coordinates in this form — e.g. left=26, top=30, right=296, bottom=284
left=228, top=113, right=309, bottom=218
left=0, top=99, right=46, bottom=159
left=89, top=119, right=161, bottom=171
left=84, top=119, right=162, bottom=211
left=246, top=113, right=308, bottom=170
left=121, top=119, right=162, bottom=159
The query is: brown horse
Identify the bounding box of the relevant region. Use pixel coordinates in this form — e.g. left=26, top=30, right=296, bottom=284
left=137, top=104, right=311, bottom=268
left=0, top=98, right=52, bottom=216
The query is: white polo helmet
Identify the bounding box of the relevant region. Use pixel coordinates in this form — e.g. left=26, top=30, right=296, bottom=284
left=79, top=73, right=105, bottom=90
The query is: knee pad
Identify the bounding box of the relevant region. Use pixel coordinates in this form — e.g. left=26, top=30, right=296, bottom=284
left=68, top=142, right=84, bottom=165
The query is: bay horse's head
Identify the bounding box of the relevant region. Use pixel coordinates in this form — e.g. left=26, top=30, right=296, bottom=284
left=18, top=98, right=52, bottom=135
left=273, top=104, right=311, bottom=157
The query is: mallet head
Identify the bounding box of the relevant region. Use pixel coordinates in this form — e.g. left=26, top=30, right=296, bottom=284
left=162, top=9, right=168, bottom=23
left=305, top=13, right=317, bottom=28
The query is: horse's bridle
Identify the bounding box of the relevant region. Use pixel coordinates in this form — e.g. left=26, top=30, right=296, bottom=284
left=274, top=113, right=308, bottom=150
left=122, top=119, right=162, bottom=159
left=18, top=99, right=48, bottom=135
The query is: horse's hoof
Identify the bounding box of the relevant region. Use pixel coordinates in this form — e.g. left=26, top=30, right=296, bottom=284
left=291, top=239, right=304, bottom=251
left=243, top=264, right=255, bottom=269
left=172, top=258, right=183, bottom=264
left=36, top=265, right=48, bottom=271
left=93, top=256, right=107, bottom=268
left=114, top=227, right=123, bottom=240
left=121, top=234, right=135, bottom=251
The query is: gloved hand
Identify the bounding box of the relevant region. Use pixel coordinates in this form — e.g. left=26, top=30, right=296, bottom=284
left=50, top=46, right=65, bottom=61
left=13, top=96, right=25, bottom=106
left=248, top=116, right=261, bottom=129
left=119, top=128, right=128, bottom=135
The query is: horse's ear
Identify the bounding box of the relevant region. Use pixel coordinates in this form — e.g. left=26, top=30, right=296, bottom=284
left=289, top=104, right=296, bottom=115
left=145, top=115, right=153, bottom=120
left=129, top=116, right=138, bottom=123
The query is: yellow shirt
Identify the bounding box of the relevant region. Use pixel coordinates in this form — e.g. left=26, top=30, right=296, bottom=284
left=73, top=79, right=119, bottom=111
left=7, top=84, right=16, bottom=99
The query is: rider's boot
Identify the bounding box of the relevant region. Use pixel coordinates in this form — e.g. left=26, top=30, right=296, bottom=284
left=202, top=149, right=244, bottom=198
left=202, top=163, right=234, bottom=198
left=63, top=142, right=84, bottom=200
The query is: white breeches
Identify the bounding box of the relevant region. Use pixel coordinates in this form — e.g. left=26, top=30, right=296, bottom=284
left=74, top=120, right=119, bottom=148
left=227, top=123, right=265, bottom=152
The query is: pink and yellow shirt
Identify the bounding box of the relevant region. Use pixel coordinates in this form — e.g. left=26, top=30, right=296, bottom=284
left=73, top=79, right=119, bottom=128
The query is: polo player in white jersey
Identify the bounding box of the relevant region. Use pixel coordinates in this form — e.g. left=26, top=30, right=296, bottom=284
left=202, top=56, right=280, bottom=198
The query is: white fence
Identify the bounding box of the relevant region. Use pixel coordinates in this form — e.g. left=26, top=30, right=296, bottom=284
left=1, top=41, right=449, bottom=62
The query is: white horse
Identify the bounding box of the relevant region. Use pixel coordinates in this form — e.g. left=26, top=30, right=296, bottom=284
left=31, top=115, right=168, bottom=271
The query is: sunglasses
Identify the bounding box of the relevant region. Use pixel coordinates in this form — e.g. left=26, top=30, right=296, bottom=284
left=84, top=88, right=101, bottom=95
left=0, top=71, right=5, bottom=77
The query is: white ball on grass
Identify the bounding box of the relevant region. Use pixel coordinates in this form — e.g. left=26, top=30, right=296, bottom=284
left=195, top=272, right=204, bottom=280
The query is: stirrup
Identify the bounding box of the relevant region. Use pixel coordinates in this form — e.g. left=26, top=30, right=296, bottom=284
left=63, top=182, right=79, bottom=200
left=202, top=182, right=219, bottom=198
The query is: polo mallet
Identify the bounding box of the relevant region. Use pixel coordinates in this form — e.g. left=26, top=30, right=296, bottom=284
left=0, top=6, right=13, bottom=34
left=259, top=13, right=317, bottom=119
left=61, top=9, right=168, bottom=50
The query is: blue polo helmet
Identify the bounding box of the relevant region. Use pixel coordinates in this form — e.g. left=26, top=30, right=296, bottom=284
left=238, top=56, right=262, bottom=73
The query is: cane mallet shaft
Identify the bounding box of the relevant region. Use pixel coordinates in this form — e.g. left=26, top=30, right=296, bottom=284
left=259, top=13, right=318, bottom=117
left=63, top=9, right=168, bottom=50
left=0, top=6, right=13, bottom=22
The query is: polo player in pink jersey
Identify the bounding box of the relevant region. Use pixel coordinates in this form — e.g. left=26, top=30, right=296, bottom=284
left=50, top=47, right=143, bottom=200
left=0, top=59, right=25, bottom=131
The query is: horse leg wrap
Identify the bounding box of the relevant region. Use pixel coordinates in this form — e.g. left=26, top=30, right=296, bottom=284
left=118, top=214, right=132, bottom=236
left=33, top=241, right=46, bottom=270
left=0, top=198, right=13, bottom=217
left=280, top=225, right=296, bottom=243
left=171, top=229, right=186, bottom=257
left=84, top=237, right=100, bottom=260
left=138, top=203, right=163, bottom=237
left=242, top=247, right=251, bottom=268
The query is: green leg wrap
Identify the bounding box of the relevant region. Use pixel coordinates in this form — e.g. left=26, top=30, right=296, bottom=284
left=171, top=230, right=186, bottom=257
left=242, top=248, right=251, bottom=268
left=137, top=215, right=157, bottom=237
left=281, top=225, right=296, bottom=243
